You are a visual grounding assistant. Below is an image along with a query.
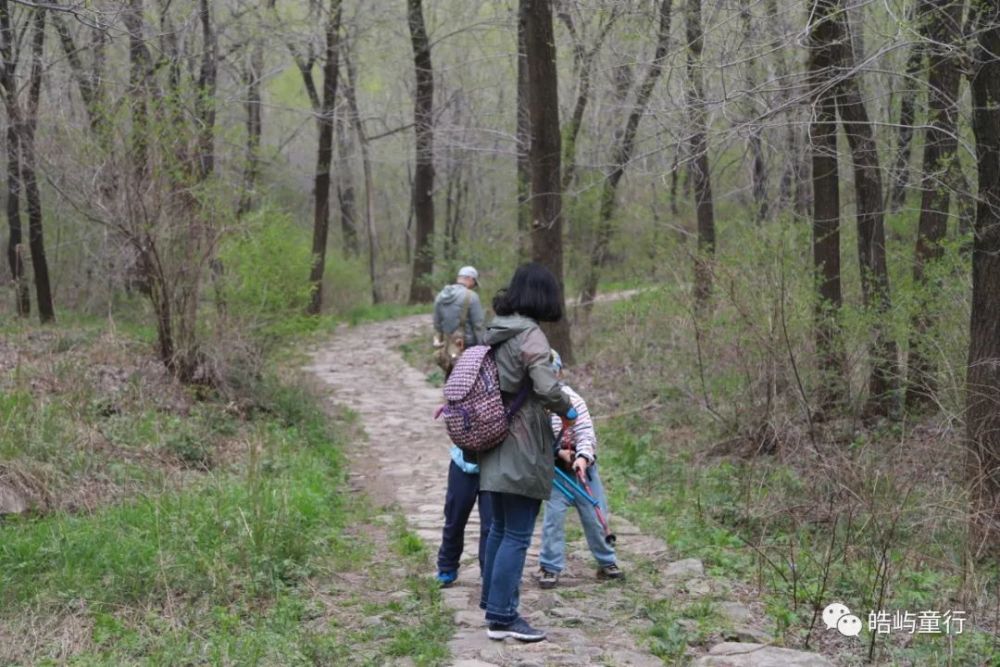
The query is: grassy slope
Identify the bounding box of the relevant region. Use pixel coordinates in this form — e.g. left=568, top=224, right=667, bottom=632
left=0, top=316, right=450, bottom=666
left=579, top=289, right=1000, bottom=666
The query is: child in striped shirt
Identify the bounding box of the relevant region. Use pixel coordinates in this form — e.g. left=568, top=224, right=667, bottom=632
left=535, top=350, right=623, bottom=589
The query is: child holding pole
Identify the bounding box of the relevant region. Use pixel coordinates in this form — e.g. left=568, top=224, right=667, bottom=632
left=536, top=350, right=624, bottom=589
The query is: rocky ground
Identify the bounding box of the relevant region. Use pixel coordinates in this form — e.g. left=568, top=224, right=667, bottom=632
left=305, top=314, right=835, bottom=666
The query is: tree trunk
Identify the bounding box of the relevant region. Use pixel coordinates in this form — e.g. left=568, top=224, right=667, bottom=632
left=522, top=0, right=574, bottom=363
left=4, top=120, right=27, bottom=317
left=906, top=0, right=965, bottom=409
left=837, top=95, right=897, bottom=413
left=966, top=1, right=1000, bottom=558
left=887, top=3, right=925, bottom=213
left=808, top=0, right=847, bottom=412
left=20, top=8, right=53, bottom=323
left=342, top=42, right=379, bottom=304
left=764, top=0, right=801, bottom=214
left=516, top=8, right=531, bottom=262
left=336, top=111, right=359, bottom=257
left=192, top=0, right=216, bottom=181
left=688, top=0, right=716, bottom=306
left=306, top=0, right=342, bottom=315
left=125, top=0, right=150, bottom=175
left=831, top=4, right=897, bottom=415
left=581, top=0, right=673, bottom=309
left=669, top=151, right=680, bottom=216
left=237, top=34, right=264, bottom=216
left=407, top=0, right=435, bottom=304
left=739, top=0, right=768, bottom=224
left=0, top=0, right=26, bottom=316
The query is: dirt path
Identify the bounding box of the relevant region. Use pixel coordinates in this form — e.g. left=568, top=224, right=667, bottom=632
left=305, top=313, right=834, bottom=667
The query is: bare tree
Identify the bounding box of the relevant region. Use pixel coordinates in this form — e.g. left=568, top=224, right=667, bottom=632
left=237, top=1, right=275, bottom=217
left=0, top=1, right=53, bottom=323
left=738, top=0, right=768, bottom=224
left=687, top=0, right=715, bottom=306
left=808, top=0, right=847, bottom=411
left=581, top=0, right=673, bottom=311
left=886, top=2, right=926, bottom=213
left=50, top=9, right=107, bottom=140
left=764, top=0, right=803, bottom=214
left=831, top=3, right=897, bottom=415
left=1, top=0, right=26, bottom=316
left=522, top=0, right=573, bottom=363
left=907, top=0, right=965, bottom=409
left=516, top=7, right=530, bottom=262
left=407, top=0, right=435, bottom=304
left=335, top=109, right=360, bottom=257
left=557, top=3, right=621, bottom=191
left=19, top=7, right=53, bottom=323
left=290, top=0, right=342, bottom=315
left=341, top=41, right=379, bottom=304
left=966, top=0, right=1000, bottom=558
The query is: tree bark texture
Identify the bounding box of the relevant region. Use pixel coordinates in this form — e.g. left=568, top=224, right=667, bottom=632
left=20, top=8, right=53, bottom=323
left=887, top=3, right=925, bottom=213
left=688, top=0, right=716, bottom=306
left=966, top=2, right=1000, bottom=558
left=808, top=0, right=847, bottom=410
left=831, top=2, right=897, bottom=414
left=522, top=0, right=574, bottom=363
left=516, top=6, right=531, bottom=263
left=407, top=0, right=436, bottom=304
left=907, top=0, right=965, bottom=409
left=306, top=0, right=342, bottom=315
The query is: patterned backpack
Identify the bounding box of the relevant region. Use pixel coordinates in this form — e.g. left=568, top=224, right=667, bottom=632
left=436, top=345, right=529, bottom=453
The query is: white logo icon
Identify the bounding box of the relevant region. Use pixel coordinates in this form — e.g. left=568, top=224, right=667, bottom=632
left=823, top=602, right=862, bottom=637
left=822, top=602, right=851, bottom=630
left=837, top=614, right=862, bottom=637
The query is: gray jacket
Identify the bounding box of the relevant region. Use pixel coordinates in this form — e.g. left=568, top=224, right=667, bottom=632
left=433, top=284, right=485, bottom=346
left=477, top=315, right=573, bottom=500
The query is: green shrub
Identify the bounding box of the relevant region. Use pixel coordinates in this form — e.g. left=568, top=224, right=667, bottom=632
left=217, top=208, right=315, bottom=337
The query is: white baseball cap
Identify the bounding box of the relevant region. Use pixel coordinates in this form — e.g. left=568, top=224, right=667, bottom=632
left=457, top=266, right=479, bottom=285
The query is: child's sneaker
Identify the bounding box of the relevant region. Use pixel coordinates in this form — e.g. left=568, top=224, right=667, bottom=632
left=536, top=568, right=559, bottom=589
left=597, top=563, right=624, bottom=580
left=435, top=570, right=457, bottom=587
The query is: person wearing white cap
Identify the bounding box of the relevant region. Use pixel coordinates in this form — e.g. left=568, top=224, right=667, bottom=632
left=432, top=265, right=489, bottom=588
left=433, top=265, right=486, bottom=362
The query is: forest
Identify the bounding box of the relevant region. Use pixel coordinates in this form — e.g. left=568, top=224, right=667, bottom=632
left=1, top=0, right=1000, bottom=664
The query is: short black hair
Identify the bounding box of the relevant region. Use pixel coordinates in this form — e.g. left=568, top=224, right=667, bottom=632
left=492, top=262, right=564, bottom=322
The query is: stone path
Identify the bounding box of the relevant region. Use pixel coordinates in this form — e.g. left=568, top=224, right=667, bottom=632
left=305, top=314, right=835, bottom=667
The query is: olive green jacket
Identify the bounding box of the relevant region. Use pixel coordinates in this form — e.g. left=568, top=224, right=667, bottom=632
left=478, top=315, right=573, bottom=500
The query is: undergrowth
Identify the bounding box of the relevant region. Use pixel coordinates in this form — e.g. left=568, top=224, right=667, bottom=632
left=0, top=316, right=451, bottom=665
left=577, top=218, right=1000, bottom=665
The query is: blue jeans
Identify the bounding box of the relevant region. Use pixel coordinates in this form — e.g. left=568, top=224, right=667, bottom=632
left=538, top=464, right=616, bottom=573
left=437, top=461, right=493, bottom=573
left=479, top=491, right=540, bottom=624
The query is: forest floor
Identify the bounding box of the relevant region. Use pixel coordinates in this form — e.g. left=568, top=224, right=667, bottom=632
left=303, top=308, right=837, bottom=666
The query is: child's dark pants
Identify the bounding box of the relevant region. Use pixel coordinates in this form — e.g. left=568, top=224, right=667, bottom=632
left=437, top=461, right=493, bottom=574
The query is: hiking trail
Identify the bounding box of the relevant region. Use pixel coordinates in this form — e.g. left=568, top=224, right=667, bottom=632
left=305, top=308, right=834, bottom=667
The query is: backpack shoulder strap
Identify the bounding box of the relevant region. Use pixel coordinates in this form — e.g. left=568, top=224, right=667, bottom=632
left=457, top=289, right=472, bottom=333
left=506, top=382, right=532, bottom=420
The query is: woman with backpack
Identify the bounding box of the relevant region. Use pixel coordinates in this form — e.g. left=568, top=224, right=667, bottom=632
left=477, top=262, right=577, bottom=643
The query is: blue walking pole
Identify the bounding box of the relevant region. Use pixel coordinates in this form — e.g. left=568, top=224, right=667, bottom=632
left=553, top=466, right=599, bottom=507
left=551, top=417, right=617, bottom=546
left=552, top=476, right=576, bottom=502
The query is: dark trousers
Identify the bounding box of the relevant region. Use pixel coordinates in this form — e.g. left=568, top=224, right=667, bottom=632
left=437, top=461, right=493, bottom=573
